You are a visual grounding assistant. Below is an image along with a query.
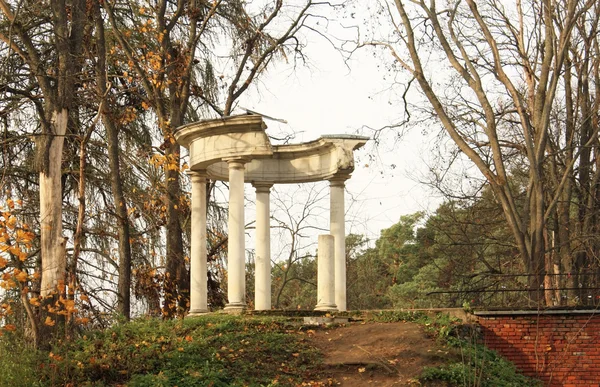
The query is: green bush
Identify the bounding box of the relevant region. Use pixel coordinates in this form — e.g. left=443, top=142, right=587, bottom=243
left=420, top=341, right=542, bottom=386
left=34, top=315, right=322, bottom=386
left=0, top=333, right=44, bottom=387
left=418, top=316, right=542, bottom=387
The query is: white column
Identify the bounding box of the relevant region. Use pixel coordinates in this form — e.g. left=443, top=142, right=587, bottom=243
left=253, top=182, right=273, bottom=310
left=330, top=178, right=347, bottom=311
left=224, top=159, right=247, bottom=310
left=315, top=234, right=337, bottom=311
left=188, top=170, right=208, bottom=315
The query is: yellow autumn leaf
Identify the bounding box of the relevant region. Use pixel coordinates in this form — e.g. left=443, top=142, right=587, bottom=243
left=15, top=270, right=27, bottom=283
left=15, top=229, right=34, bottom=244
left=44, top=316, right=56, bottom=327
left=5, top=216, right=16, bottom=229
left=0, top=279, right=15, bottom=290
left=64, top=300, right=77, bottom=313
left=8, top=245, right=21, bottom=256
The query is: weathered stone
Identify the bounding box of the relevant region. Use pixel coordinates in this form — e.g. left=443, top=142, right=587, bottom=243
left=174, top=114, right=369, bottom=312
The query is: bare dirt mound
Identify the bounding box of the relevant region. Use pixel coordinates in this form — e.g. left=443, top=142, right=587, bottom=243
left=306, top=321, right=452, bottom=386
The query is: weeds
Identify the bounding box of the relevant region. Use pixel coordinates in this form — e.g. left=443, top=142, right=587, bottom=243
left=0, top=310, right=544, bottom=387
left=3, top=315, right=323, bottom=386
left=0, top=333, right=44, bottom=387
left=414, top=314, right=542, bottom=387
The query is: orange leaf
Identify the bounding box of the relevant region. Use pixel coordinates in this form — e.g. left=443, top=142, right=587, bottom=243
left=75, top=317, right=90, bottom=325
left=3, top=324, right=16, bottom=332
left=64, top=300, right=77, bottom=313
left=8, top=245, right=21, bottom=256
left=15, top=270, right=27, bottom=283
left=44, top=316, right=56, bottom=327
left=15, top=229, right=34, bottom=244
left=5, top=216, right=16, bottom=229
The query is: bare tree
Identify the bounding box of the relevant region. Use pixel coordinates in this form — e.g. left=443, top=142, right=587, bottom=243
left=356, top=0, right=599, bottom=304
left=270, top=183, right=328, bottom=309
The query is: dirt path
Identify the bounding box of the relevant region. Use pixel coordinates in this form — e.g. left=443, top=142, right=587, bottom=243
left=306, top=321, right=451, bottom=386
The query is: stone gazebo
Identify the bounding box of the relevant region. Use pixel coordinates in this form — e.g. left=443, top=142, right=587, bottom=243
left=174, top=114, right=368, bottom=314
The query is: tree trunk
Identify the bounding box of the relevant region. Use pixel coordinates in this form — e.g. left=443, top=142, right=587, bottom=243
left=39, top=110, right=68, bottom=297
left=94, top=1, right=132, bottom=319
left=109, top=122, right=132, bottom=319
left=527, top=185, right=547, bottom=306
left=164, top=141, right=185, bottom=317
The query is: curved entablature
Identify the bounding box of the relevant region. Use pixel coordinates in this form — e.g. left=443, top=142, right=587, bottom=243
left=174, top=114, right=369, bottom=184
left=176, top=115, right=273, bottom=169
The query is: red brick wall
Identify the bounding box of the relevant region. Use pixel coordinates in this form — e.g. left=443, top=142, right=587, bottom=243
left=477, top=313, right=600, bottom=387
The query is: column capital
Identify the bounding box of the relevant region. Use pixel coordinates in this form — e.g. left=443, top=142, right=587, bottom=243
left=223, top=157, right=251, bottom=167
left=329, top=175, right=348, bottom=187
left=186, top=169, right=207, bottom=182
left=252, top=181, right=274, bottom=193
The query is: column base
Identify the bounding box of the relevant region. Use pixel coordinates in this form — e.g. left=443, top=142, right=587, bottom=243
left=224, top=302, right=246, bottom=312
left=188, top=308, right=210, bottom=317
left=314, top=303, right=338, bottom=312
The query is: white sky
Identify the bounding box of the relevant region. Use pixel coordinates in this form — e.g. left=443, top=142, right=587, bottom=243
left=235, top=12, right=444, bottom=245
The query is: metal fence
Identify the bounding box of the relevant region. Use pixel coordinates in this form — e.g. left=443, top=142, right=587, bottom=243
left=426, top=272, right=600, bottom=309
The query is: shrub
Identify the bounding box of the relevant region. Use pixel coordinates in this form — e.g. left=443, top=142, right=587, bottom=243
left=418, top=316, right=542, bottom=387
left=0, top=333, right=43, bottom=387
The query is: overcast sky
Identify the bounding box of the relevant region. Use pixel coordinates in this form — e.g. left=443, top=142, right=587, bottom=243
left=234, top=5, right=444, bottom=244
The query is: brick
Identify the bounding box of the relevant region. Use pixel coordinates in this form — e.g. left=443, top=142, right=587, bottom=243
left=477, top=314, right=600, bottom=386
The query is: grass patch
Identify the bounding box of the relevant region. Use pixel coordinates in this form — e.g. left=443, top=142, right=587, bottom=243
left=1, top=310, right=544, bottom=386
left=364, top=310, right=430, bottom=324
left=21, top=315, right=323, bottom=386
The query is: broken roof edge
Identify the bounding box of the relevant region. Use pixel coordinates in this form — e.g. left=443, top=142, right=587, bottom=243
left=320, top=134, right=371, bottom=140
left=175, top=114, right=370, bottom=150
left=271, top=134, right=369, bottom=154
left=174, top=114, right=266, bottom=147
